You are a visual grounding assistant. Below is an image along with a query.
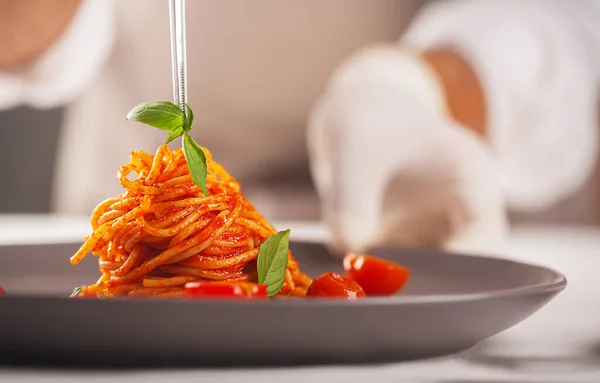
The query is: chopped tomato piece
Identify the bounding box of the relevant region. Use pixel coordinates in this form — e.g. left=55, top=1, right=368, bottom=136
left=0, top=286, right=4, bottom=295
left=306, top=272, right=366, bottom=299
left=343, top=253, right=410, bottom=296
left=185, top=281, right=268, bottom=299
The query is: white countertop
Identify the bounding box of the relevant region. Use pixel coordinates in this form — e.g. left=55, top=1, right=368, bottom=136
left=1, top=215, right=599, bottom=382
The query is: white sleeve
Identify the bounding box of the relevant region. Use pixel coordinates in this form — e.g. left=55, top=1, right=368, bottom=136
left=403, top=0, right=600, bottom=212
left=0, top=0, right=115, bottom=110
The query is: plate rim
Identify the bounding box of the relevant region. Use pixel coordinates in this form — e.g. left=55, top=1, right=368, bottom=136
left=0, top=248, right=567, bottom=306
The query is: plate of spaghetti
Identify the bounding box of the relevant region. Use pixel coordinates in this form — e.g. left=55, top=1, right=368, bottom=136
left=0, top=102, right=566, bottom=366
left=68, top=143, right=313, bottom=299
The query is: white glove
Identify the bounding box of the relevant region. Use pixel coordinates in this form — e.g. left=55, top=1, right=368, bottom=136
left=307, top=46, right=507, bottom=255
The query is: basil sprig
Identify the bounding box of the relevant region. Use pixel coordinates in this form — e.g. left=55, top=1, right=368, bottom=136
left=257, top=230, right=291, bottom=296
left=182, top=134, right=208, bottom=195
left=126, top=101, right=208, bottom=195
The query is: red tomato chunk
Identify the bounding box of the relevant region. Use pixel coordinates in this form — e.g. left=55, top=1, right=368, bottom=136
left=343, top=254, right=410, bottom=296
left=185, top=281, right=268, bottom=299
left=306, top=272, right=366, bottom=299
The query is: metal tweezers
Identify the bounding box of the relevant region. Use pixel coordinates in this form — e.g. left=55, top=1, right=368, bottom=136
left=169, top=0, right=187, bottom=115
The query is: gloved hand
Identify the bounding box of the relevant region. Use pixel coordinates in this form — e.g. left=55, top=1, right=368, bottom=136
left=307, top=45, right=507, bottom=255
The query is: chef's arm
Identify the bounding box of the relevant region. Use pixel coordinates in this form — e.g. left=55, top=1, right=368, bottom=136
left=309, top=0, right=600, bottom=254
left=407, top=0, right=600, bottom=211
left=423, top=49, right=486, bottom=139
left=0, top=0, right=114, bottom=109
left=0, top=0, right=81, bottom=70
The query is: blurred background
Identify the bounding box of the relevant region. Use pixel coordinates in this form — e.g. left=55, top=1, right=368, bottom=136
left=3, top=104, right=598, bottom=223
left=0, top=0, right=423, bottom=219
left=3, top=104, right=599, bottom=224
left=2, top=0, right=600, bottom=247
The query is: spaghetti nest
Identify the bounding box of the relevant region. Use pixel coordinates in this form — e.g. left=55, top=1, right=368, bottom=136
left=70, top=145, right=311, bottom=298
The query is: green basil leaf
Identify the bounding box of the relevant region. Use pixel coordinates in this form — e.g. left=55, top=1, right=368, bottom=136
left=182, top=134, right=208, bottom=195
left=165, top=126, right=184, bottom=144
left=70, top=287, right=82, bottom=297
left=257, top=230, right=290, bottom=296
left=126, top=101, right=185, bottom=131
left=183, top=103, right=194, bottom=132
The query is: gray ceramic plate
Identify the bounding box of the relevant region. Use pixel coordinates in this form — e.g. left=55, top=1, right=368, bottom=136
left=0, top=241, right=565, bottom=366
